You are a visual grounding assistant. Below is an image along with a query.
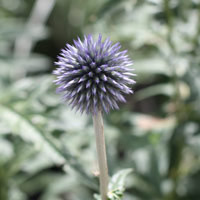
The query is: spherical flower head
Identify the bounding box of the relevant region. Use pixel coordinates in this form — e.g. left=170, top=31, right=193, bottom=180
left=53, top=34, right=136, bottom=114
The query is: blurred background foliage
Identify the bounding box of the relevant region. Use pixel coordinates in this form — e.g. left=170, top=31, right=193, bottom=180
left=0, top=0, right=200, bottom=199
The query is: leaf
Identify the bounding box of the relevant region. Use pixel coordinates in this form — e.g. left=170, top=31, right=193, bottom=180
left=0, top=103, right=65, bottom=164
left=133, top=58, right=171, bottom=76
left=0, top=103, right=97, bottom=190
left=108, top=169, right=133, bottom=200
left=109, top=168, right=133, bottom=191
left=135, top=83, right=175, bottom=101
left=93, top=169, right=133, bottom=200
left=94, top=194, right=101, bottom=200
left=0, top=138, right=13, bottom=161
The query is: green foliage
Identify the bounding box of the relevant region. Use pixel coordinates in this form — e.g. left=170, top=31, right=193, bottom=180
left=0, top=0, right=200, bottom=199
left=107, top=169, right=133, bottom=200
left=94, top=169, right=132, bottom=200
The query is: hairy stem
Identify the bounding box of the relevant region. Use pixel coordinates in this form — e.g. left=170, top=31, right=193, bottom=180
left=93, top=110, right=109, bottom=200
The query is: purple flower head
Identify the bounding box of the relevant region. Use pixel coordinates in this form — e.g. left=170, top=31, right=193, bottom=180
left=53, top=34, right=136, bottom=114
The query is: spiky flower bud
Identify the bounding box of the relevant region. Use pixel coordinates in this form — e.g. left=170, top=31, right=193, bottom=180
left=53, top=34, right=136, bottom=114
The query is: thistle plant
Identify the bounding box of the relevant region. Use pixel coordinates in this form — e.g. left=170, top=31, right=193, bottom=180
left=53, top=34, right=135, bottom=200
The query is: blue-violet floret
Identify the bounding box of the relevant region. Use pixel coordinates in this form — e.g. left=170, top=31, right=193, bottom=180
left=53, top=34, right=135, bottom=114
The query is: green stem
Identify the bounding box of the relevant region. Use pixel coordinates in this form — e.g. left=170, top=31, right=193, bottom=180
left=93, top=110, right=109, bottom=200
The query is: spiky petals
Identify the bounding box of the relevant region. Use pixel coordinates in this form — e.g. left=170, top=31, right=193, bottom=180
left=53, top=34, right=135, bottom=114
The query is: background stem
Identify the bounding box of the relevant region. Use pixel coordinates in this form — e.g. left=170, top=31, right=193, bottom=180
left=93, top=110, right=109, bottom=200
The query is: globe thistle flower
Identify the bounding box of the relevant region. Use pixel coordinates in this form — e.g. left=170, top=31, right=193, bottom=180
left=53, top=34, right=135, bottom=114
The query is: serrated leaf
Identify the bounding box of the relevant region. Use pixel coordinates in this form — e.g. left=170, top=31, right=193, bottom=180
left=0, top=104, right=65, bottom=164
left=93, top=169, right=132, bottom=200
left=109, top=169, right=133, bottom=191
left=107, top=169, right=133, bottom=200
left=94, top=194, right=101, bottom=200
left=0, top=103, right=97, bottom=190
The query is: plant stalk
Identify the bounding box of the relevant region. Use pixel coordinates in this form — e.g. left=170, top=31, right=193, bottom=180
left=93, top=110, right=109, bottom=200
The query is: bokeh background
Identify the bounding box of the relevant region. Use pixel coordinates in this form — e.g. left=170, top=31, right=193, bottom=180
left=0, top=0, right=200, bottom=199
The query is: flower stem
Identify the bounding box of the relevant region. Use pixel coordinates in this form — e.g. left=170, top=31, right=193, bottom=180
left=93, top=110, right=109, bottom=200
